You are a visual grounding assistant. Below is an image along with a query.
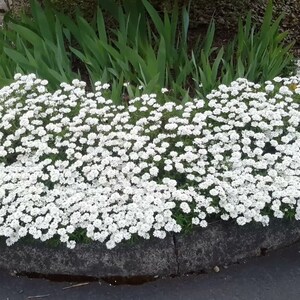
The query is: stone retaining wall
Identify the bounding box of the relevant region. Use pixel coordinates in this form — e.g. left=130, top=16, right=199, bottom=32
left=0, top=219, right=299, bottom=278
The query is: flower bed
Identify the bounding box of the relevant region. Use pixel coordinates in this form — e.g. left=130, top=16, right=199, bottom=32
left=1, top=74, right=300, bottom=251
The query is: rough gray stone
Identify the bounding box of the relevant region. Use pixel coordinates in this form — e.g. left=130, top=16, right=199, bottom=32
left=0, top=0, right=10, bottom=11
left=0, top=234, right=177, bottom=278
left=0, top=219, right=299, bottom=278
left=175, top=219, right=300, bottom=275
left=296, top=59, right=300, bottom=76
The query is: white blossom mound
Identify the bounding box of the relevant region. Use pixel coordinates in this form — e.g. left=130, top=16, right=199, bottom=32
left=1, top=74, right=300, bottom=249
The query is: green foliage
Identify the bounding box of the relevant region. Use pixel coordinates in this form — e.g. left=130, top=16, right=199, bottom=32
left=222, top=0, right=294, bottom=84
left=0, top=0, right=77, bottom=90
left=0, top=31, right=17, bottom=86
left=0, top=0, right=295, bottom=102
left=63, top=0, right=194, bottom=100
left=191, top=21, right=226, bottom=96
left=192, top=0, right=295, bottom=97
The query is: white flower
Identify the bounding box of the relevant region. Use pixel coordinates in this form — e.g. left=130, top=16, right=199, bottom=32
left=265, top=84, right=274, bottom=93
left=0, top=74, right=299, bottom=249
left=200, top=220, right=208, bottom=227
left=279, top=86, right=292, bottom=95
left=180, top=202, right=191, bottom=213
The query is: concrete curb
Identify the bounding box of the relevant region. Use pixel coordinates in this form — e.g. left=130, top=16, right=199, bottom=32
left=175, top=219, right=300, bottom=274
left=0, top=218, right=299, bottom=278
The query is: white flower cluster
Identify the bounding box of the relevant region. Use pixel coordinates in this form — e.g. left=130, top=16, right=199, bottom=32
left=0, top=73, right=300, bottom=249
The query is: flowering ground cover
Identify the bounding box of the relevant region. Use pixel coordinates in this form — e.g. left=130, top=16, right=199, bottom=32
left=0, top=73, right=300, bottom=249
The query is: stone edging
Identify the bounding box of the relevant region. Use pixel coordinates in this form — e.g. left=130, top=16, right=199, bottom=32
left=0, top=218, right=299, bottom=278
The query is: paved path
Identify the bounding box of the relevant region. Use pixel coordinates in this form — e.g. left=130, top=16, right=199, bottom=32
left=0, top=241, right=300, bottom=300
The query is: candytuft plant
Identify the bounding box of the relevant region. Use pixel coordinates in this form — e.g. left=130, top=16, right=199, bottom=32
left=0, top=74, right=300, bottom=249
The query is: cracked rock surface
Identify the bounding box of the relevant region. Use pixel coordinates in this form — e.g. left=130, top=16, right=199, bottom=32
left=0, top=219, right=299, bottom=278
left=1, top=240, right=300, bottom=299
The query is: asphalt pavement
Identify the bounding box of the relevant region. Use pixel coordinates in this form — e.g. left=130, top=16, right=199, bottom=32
left=1, top=241, right=300, bottom=300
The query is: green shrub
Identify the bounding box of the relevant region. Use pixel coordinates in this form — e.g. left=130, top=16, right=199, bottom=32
left=0, top=0, right=295, bottom=102
left=192, top=0, right=295, bottom=97
left=1, top=73, right=300, bottom=248
left=62, top=0, right=194, bottom=101
left=222, top=1, right=294, bottom=84
left=0, top=0, right=77, bottom=89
